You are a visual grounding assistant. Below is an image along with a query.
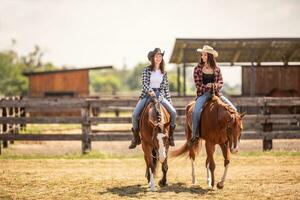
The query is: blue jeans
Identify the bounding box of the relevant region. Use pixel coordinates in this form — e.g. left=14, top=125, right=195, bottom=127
left=132, top=90, right=176, bottom=131
left=191, top=92, right=237, bottom=138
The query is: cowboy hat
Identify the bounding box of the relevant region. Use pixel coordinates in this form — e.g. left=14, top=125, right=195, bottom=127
left=148, top=48, right=165, bottom=61
left=197, top=45, right=218, bottom=58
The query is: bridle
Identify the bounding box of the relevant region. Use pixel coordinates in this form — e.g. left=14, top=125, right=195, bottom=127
left=150, top=97, right=168, bottom=159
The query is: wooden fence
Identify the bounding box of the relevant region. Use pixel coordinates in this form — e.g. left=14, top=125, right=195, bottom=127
left=0, top=96, right=299, bottom=154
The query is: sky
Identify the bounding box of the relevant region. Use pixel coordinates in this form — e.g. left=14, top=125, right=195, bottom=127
left=1, top=0, right=300, bottom=86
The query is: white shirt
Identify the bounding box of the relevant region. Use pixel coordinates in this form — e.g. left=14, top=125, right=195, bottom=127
left=150, top=69, right=163, bottom=88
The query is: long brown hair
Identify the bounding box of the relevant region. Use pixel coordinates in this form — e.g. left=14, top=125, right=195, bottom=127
left=200, top=53, right=217, bottom=69
left=150, top=57, right=165, bottom=73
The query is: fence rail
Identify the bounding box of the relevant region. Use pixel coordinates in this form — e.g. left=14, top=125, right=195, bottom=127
left=0, top=96, right=299, bottom=154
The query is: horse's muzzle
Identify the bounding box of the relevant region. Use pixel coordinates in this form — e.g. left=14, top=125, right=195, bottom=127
left=230, top=147, right=238, bottom=154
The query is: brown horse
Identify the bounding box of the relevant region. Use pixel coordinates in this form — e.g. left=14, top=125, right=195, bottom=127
left=140, top=97, right=171, bottom=191
left=171, top=86, right=245, bottom=190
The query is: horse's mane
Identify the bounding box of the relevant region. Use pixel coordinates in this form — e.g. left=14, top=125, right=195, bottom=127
left=210, top=84, right=238, bottom=116
left=152, top=98, right=162, bottom=122
left=210, top=94, right=238, bottom=116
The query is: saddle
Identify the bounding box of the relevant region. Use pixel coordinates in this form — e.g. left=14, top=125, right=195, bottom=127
left=142, top=97, right=169, bottom=127
left=187, top=95, right=220, bottom=138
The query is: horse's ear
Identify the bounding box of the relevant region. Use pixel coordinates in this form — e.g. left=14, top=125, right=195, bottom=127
left=240, top=112, right=246, bottom=119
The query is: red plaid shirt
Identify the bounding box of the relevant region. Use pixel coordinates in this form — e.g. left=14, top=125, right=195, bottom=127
left=194, top=64, right=223, bottom=97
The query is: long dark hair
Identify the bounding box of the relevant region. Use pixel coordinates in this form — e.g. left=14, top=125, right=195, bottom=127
left=200, top=53, right=217, bottom=69
left=150, top=57, right=165, bottom=73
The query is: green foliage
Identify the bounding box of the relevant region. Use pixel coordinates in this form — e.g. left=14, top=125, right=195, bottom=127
left=126, top=62, right=147, bottom=90
left=0, top=40, right=57, bottom=96
left=0, top=51, right=28, bottom=96
left=89, top=62, right=149, bottom=94
left=222, top=83, right=241, bottom=95
left=167, top=71, right=183, bottom=93
left=90, top=70, right=122, bottom=93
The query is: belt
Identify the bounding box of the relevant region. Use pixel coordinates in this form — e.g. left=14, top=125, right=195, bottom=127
left=152, top=88, right=161, bottom=91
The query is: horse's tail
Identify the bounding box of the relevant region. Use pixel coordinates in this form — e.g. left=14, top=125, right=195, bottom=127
left=170, top=139, right=202, bottom=161
left=170, top=102, right=202, bottom=160
left=169, top=140, right=189, bottom=158
left=188, top=139, right=202, bottom=161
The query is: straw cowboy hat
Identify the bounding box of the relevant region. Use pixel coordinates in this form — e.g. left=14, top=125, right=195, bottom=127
left=148, top=48, right=165, bottom=61
left=197, top=45, right=218, bottom=58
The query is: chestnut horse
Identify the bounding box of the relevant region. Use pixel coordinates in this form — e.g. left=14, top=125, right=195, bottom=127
left=140, top=97, right=171, bottom=191
left=171, top=85, right=245, bottom=190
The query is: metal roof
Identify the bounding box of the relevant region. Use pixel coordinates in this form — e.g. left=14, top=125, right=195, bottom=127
left=169, top=38, right=300, bottom=64
left=23, top=66, right=113, bottom=76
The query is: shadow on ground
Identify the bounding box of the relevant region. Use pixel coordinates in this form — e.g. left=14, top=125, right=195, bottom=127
left=99, top=182, right=210, bottom=198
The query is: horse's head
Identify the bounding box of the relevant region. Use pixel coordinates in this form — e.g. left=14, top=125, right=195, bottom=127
left=226, top=112, right=245, bottom=154
left=152, top=125, right=168, bottom=163
left=149, top=97, right=169, bottom=163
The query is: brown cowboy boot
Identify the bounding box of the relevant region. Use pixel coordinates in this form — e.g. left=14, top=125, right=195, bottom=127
left=128, top=127, right=141, bottom=149
left=169, top=125, right=176, bottom=146
left=188, top=129, right=200, bottom=147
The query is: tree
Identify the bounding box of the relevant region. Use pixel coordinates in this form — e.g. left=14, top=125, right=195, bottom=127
left=126, top=62, right=148, bottom=91
left=0, top=51, right=27, bottom=96
left=90, top=70, right=122, bottom=94
left=0, top=40, right=56, bottom=96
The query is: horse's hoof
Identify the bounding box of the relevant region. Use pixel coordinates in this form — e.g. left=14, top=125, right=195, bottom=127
left=217, top=182, right=224, bottom=189
left=158, top=180, right=168, bottom=187
left=210, top=186, right=216, bottom=191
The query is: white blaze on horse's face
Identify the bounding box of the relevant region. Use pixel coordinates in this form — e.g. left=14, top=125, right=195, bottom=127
left=230, top=145, right=239, bottom=154
left=157, top=133, right=167, bottom=163
left=229, top=116, right=241, bottom=154
left=230, top=132, right=239, bottom=154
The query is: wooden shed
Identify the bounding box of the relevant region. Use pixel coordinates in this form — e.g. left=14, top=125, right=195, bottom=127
left=23, top=66, right=112, bottom=97
left=169, top=38, right=300, bottom=97
left=242, top=65, right=299, bottom=96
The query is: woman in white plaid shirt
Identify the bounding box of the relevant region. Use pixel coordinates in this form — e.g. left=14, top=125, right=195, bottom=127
left=129, top=48, right=177, bottom=149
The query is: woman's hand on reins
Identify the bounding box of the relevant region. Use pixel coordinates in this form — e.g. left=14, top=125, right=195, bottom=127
left=207, top=83, right=220, bottom=88
left=206, top=83, right=213, bottom=88
left=149, top=91, right=156, bottom=97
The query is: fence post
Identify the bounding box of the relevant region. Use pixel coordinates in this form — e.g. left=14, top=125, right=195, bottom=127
left=14, top=96, right=20, bottom=138
left=262, top=99, right=273, bottom=151
left=9, top=97, right=15, bottom=144
left=81, top=102, right=91, bottom=154
left=2, top=101, right=8, bottom=148
left=0, top=99, right=2, bottom=155
left=20, top=96, right=26, bottom=131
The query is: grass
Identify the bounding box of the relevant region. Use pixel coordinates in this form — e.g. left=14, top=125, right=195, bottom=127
left=19, top=124, right=82, bottom=134
left=238, top=150, right=300, bottom=157
left=1, top=149, right=300, bottom=160
left=0, top=150, right=141, bottom=160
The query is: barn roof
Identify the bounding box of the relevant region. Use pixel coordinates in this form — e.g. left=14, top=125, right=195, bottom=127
left=169, top=38, right=300, bottom=65
left=23, top=66, right=113, bottom=76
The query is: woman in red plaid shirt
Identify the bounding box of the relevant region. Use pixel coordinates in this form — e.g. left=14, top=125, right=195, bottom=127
left=190, top=45, right=237, bottom=143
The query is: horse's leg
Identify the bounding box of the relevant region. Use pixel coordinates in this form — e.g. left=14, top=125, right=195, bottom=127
left=191, top=159, right=196, bottom=185
left=148, top=166, right=155, bottom=191
left=217, top=143, right=230, bottom=189
left=187, top=122, right=197, bottom=185
left=205, top=141, right=216, bottom=189
left=142, top=142, right=155, bottom=191
left=158, top=158, right=168, bottom=187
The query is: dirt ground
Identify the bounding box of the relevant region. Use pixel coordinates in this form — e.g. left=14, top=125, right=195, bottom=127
left=0, top=140, right=300, bottom=199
